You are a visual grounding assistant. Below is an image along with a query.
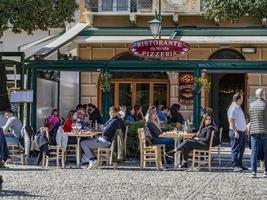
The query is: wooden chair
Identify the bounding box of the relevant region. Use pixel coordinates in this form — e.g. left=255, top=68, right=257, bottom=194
left=138, top=128, right=162, bottom=170
left=191, top=130, right=215, bottom=171
left=217, top=127, right=223, bottom=166
left=40, top=127, right=64, bottom=168
left=97, top=126, right=128, bottom=169
left=6, top=143, right=25, bottom=165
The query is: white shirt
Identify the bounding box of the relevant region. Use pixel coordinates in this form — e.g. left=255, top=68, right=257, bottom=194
left=227, top=102, right=247, bottom=132
left=2, top=116, right=23, bottom=138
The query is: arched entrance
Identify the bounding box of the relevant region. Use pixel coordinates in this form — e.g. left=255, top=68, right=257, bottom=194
left=209, top=49, right=246, bottom=135
left=110, top=52, right=170, bottom=111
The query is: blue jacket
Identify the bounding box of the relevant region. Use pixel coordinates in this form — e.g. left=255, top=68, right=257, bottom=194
left=157, top=111, right=167, bottom=123
left=126, top=115, right=136, bottom=122
left=0, top=128, right=9, bottom=162
left=103, top=116, right=125, bottom=142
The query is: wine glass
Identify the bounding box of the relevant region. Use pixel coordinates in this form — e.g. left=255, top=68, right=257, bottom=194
left=76, top=122, right=82, bottom=133
left=71, top=122, right=76, bottom=133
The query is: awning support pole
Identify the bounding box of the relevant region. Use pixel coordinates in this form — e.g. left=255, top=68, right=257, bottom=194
left=31, top=68, right=37, bottom=131
left=102, top=63, right=110, bottom=123
left=193, top=65, right=201, bottom=129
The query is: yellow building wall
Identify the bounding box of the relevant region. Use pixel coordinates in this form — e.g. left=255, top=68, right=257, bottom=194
left=79, top=43, right=267, bottom=119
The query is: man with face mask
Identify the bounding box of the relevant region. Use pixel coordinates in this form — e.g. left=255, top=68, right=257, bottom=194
left=227, top=92, right=248, bottom=172
left=249, top=88, right=267, bottom=178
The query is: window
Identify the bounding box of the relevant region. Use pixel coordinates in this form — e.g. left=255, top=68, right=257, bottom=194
left=86, top=0, right=153, bottom=12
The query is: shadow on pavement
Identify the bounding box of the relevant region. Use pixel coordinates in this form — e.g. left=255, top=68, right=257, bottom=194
left=0, top=190, right=44, bottom=198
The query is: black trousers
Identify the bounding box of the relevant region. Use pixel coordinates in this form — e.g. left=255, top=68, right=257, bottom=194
left=177, top=139, right=208, bottom=161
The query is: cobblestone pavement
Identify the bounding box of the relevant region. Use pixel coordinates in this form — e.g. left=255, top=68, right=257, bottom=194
left=0, top=145, right=267, bottom=200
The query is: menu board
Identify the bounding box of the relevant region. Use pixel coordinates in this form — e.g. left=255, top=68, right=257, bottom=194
left=178, top=72, right=194, bottom=105
left=10, top=90, right=33, bottom=103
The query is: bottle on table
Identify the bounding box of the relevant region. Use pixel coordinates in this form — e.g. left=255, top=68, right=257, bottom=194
left=94, top=120, right=98, bottom=131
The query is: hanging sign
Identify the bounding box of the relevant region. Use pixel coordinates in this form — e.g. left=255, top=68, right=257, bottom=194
left=128, top=39, right=190, bottom=58
left=10, top=90, right=33, bottom=103
left=178, top=72, right=194, bottom=105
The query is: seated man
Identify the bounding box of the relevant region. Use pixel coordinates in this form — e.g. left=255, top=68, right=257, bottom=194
left=1, top=109, right=23, bottom=147
left=81, top=106, right=124, bottom=169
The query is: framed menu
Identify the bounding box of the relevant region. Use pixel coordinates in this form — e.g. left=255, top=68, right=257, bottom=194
left=179, top=72, right=194, bottom=105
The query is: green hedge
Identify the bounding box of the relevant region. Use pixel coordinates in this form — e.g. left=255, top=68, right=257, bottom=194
left=125, top=122, right=176, bottom=159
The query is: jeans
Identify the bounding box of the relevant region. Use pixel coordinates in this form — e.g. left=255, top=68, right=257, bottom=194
left=177, top=139, right=208, bottom=161
left=81, top=136, right=111, bottom=160
left=229, top=130, right=246, bottom=167
left=250, top=134, right=267, bottom=173
left=152, top=138, right=174, bottom=147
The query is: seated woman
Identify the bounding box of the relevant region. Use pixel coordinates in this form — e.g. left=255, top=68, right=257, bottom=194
left=168, top=104, right=184, bottom=125
left=177, top=113, right=217, bottom=168
left=63, top=110, right=77, bottom=144
left=124, top=106, right=136, bottom=122
left=47, top=109, right=62, bottom=144
left=146, top=109, right=174, bottom=147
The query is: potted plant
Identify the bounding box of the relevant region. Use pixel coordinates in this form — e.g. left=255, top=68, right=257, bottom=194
left=100, top=72, right=112, bottom=92
left=192, top=77, right=211, bottom=94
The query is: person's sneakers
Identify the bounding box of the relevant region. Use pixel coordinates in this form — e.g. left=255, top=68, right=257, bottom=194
left=263, top=171, right=267, bottom=178
left=251, top=172, right=257, bottom=178
left=240, top=166, right=248, bottom=170
left=87, top=160, right=97, bottom=170
left=0, top=160, right=5, bottom=168
left=233, top=166, right=243, bottom=172
left=177, top=162, right=189, bottom=169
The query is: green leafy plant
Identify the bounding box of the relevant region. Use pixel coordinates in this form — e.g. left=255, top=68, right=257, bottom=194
left=125, top=121, right=145, bottom=159
left=203, top=0, right=267, bottom=23
left=100, top=72, right=112, bottom=92
left=194, top=77, right=211, bottom=92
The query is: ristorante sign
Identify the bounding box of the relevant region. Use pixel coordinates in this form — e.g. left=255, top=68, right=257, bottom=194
left=128, top=39, right=190, bottom=58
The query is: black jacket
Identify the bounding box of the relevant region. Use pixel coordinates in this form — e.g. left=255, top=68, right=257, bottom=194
left=103, top=116, right=125, bottom=142
left=90, top=111, right=103, bottom=124
left=197, top=126, right=215, bottom=144
left=169, top=113, right=184, bottom=124
left=146, top=121, right=162, bottom=138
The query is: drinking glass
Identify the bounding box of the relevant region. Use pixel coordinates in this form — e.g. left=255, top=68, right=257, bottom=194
left=71, top=122, right=76, bottom=133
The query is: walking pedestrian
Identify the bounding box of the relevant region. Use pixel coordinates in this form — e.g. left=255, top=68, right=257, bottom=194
left=227, top=92, right=248, bottom=172
left=249, top=88, right=267, bottom=178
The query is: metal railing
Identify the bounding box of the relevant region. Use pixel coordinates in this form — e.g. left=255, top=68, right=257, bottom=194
left=85, top=0, right=153, bottom=13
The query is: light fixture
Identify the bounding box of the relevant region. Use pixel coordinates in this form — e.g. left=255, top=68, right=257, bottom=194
left=241, top=47, right=256, bottom=54
left=148, top=18, right=161, bottom=38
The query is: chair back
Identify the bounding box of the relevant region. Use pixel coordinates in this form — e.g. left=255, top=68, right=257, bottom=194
left=208, top=130, right=215, bottom=151
left=124, top=126, right=128, bottom=157
left=219, top=127, right=223, bottom=144
left=137, top=128, right=145, bottom=151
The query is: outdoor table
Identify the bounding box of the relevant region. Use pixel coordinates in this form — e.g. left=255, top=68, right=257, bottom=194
left=159, top=132, right=193, bottom=168
left=64, top=130, right=103, bottom=167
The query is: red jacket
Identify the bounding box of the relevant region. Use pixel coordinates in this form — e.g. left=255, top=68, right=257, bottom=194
left=63, top=120, right=72, bottom=132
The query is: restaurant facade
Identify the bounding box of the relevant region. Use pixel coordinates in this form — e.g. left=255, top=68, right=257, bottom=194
left=30, top=0, right=267, bottom=133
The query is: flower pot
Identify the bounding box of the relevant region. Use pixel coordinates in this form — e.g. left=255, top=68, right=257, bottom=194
left=192, top=83, right=202, bottom=94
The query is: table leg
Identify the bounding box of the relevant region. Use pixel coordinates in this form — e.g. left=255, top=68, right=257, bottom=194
left=77, top=137, right=81, bottom=167
left=174, top=139, right=178, bottom=167
left=174, top=138, right=181, bottom=168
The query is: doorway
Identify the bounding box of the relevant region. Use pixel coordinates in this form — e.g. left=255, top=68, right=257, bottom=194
left=209, top=48, right=246, bottom=136
left=209, top=73, right=246, bottom=135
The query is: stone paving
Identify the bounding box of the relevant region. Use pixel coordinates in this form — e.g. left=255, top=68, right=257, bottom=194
left=0, top=144, right=267, bottom=200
